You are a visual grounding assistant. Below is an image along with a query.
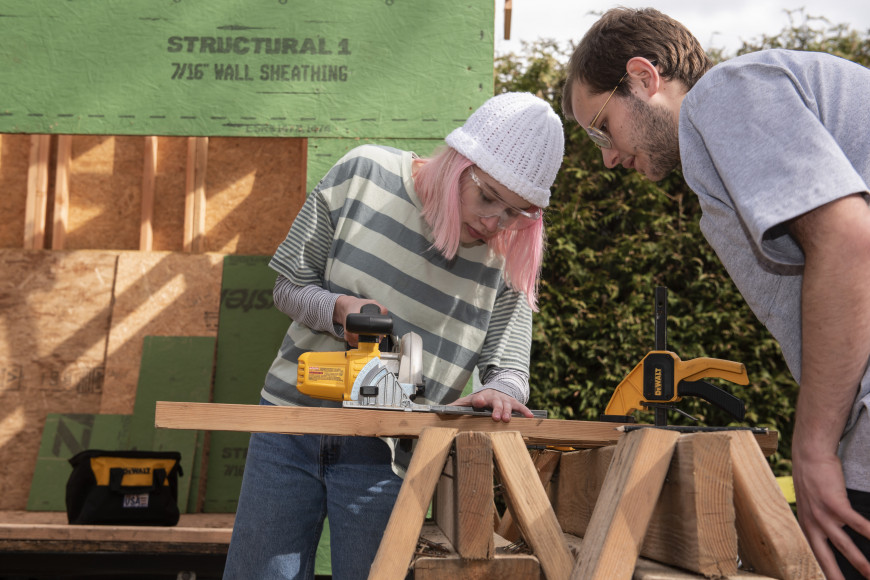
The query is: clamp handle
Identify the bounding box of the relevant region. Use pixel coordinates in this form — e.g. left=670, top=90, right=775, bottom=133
left=679, top=379, right=746, bottom=420
left=675, top=356, right=749, bottom=386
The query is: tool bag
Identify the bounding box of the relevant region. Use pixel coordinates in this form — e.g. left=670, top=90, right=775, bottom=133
left=65, top=449, right=183, bottom=526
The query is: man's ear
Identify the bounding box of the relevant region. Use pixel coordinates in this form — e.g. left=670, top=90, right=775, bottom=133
left=626, top=57, right=660, bottom=98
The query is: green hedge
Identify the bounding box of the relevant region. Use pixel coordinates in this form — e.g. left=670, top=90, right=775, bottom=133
left=495, top=12, right=870, bottom=475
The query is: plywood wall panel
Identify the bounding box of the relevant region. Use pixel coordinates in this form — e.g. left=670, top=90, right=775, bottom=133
left=204, top=137, right=306, bottom=255
left=64, top=136, right=143, bottom=250
left=101, top=251, right=223, bottom=414
left=0, top=249, right=117, bottom=510
left=152, top=136, right=189, bottom=252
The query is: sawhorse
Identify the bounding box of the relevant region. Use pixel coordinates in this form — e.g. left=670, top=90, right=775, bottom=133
left=368, top=427, right=823, bottom=580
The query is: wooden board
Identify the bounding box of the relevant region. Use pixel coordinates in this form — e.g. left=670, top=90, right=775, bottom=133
left=3, top=135, right=306, bottom=254
left=202, top=255, right=290, bottom=513
left=491, top=432, right=574, bottom=580
left=497, top=448, right=561, bottom=542
left=556, top=435, right=739, bottom=577
left=0, top=511, right=234, bottom=554
left=0, top=250, right=117, bottom=510
left=63, top=136, right=144, bottom=250
left=554, top=446, right=615, bottom=538
left=642, top=433, right=737, bottom=576
left=572, top=428, right=680, bottom=580
left=562, top=534, right=778, bottom=580
left=727, top=430, right=823, bottom=579
left=0, top=134, right=33, bottom=248
left=414, top=523, right=541, bottom=580
left=101, top=251, right=223, bottom=414
left=453, top=432, right=494, bottom=558
left=155, top=401, right=780, bottom=455
left=369, top=427, right=457, bottom=580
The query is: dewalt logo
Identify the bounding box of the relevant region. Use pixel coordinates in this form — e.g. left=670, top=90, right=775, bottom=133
left=123, top=467, right=152, bottom=475
left=654, top=368, right=663, bottom=396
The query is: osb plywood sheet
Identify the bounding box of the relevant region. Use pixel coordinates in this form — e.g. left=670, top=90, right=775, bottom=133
left=0, top=135, right=306, bottom=254
left=0, top=134, right=35, bottom=249
left=101, top=251, right=223, bottom=414
left=152, top=137, right=188, bottom=252
left=203, top=137, right=306, bottom=255
left=0, top=249, right=117, bottom=510
left=65, top=136, right=143, bottom=250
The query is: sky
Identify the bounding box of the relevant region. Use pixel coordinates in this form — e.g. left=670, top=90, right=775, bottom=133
left=494, top=0, right=870, bottom=56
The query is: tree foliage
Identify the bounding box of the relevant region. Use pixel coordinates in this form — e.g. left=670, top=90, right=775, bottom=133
left=495, top=12, right=869, bottom=475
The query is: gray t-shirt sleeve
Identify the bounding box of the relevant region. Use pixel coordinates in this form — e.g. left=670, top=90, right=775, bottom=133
left=680, top=52, right=869, bottom=266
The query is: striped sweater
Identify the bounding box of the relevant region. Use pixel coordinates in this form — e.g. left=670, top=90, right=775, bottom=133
left=262, top=144, right=532, bottom=407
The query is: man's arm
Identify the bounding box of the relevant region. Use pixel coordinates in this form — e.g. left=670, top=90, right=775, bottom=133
left=789, top=193, right=870, bottom=579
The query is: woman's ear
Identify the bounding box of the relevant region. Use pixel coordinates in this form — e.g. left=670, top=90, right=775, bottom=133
left=626, top=57, right=660, bottom=98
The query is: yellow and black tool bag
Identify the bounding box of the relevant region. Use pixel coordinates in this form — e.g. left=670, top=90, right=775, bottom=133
left=66, top=449, right=183, bottom=526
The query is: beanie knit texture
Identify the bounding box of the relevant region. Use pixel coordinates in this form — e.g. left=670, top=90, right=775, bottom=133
left=445, top=92, right=564, bottom=208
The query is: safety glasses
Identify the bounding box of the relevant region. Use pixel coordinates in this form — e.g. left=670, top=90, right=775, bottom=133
left=465, top=167, right=542, bottom=230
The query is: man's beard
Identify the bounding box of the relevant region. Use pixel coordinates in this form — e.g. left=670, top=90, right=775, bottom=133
left=627, top=93, right=681, bottom=180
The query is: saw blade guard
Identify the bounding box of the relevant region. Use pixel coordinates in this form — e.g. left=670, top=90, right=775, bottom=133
left=398, top=332, right=423, bottom=387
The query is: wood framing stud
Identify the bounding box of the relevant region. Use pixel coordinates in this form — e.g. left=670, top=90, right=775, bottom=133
left=183, top=136, right=208, bottom=252
left=51, top=135, right=72, bottom=250
left=24, top=134, right=51, bottom=249
left=140, top=136, right=158, bottom=251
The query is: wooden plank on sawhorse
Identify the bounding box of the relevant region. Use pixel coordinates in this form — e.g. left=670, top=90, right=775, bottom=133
left=154, top=401, right=780, bottom=456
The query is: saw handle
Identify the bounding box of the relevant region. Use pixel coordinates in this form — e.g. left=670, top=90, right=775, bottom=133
left=346, top=303, right=393, bottom=343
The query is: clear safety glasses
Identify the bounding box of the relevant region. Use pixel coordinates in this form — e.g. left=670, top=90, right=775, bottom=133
left=465, top=167, right=542, bottom=230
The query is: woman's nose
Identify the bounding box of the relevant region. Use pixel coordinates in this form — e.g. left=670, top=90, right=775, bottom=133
left=479, top=215, right=500, bottom=232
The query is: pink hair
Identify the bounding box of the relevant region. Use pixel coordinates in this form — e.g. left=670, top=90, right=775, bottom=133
left=414, top=147, right=546, bottom=312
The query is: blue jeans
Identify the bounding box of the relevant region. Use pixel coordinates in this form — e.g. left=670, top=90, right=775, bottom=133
left=222, top=406, right=403, bottom=580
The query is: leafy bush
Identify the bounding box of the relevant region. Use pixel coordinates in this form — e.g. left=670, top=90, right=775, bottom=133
left=496, top=11, right=869, bottom=475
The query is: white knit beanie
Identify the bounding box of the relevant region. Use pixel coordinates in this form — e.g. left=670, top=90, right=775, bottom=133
left=445, top=92, right=564, bottom=208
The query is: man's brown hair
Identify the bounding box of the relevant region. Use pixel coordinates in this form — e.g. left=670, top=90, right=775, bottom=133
left=561, top=7, right=712, bottom=121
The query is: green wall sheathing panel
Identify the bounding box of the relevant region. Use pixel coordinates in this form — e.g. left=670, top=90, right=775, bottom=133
left=306, top=138, right=443, bottom=193
left=27, top=414, right=132, bottom=511
left=203, top=255, right=289, bottom=513
left=129, top=335, right=215, bottom=513
left=0, top=0, right=493, bottom=138
left=27, top=335, right=214, bottom=512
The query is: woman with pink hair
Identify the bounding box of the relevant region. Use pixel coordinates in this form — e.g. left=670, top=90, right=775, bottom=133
left=224, top=92, right=564, bottom=580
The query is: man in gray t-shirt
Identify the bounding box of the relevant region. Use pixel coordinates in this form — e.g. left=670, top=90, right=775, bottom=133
left=562, top=7, right=870, bottom=580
